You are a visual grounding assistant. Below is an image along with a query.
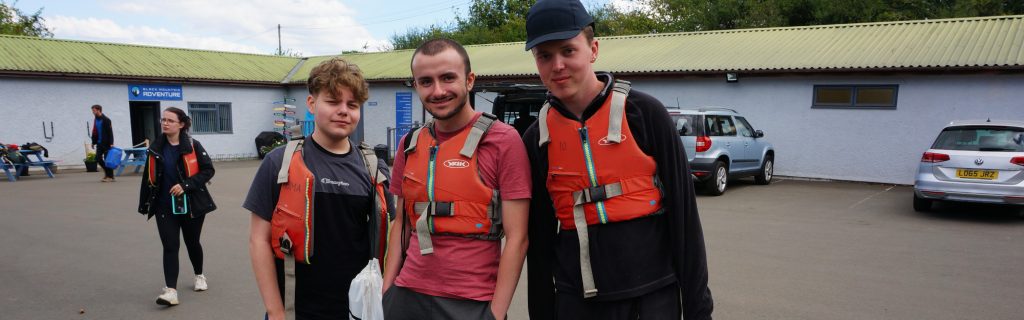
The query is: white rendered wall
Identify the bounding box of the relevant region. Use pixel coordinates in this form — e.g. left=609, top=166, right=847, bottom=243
left=628, top=73, right=1024, bottom=185
left=0, top=78, right=287, bottom=166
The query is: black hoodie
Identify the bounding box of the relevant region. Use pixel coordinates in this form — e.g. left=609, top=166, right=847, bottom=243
left=524, top=73, right=713, bottom=319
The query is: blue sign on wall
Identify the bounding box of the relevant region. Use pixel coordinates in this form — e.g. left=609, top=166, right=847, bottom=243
left=128, top=84, right=183, bottom=101
left=396, top=92, right=413, bottom=141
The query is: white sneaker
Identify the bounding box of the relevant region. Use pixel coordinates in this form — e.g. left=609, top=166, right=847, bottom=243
left=194, top=274, right=208, bottom=292
left=156, top=287, right=179, bottom=306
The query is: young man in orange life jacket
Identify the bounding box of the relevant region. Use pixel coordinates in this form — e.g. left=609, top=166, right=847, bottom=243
left=244, top=57, right=392, bottom=320
left=522, top=1, right=714, bottom=319
left=382, top=39, right=531, bottom=320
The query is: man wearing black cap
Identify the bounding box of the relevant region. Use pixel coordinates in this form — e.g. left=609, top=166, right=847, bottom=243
left=522, top=1, right=713, bottom=319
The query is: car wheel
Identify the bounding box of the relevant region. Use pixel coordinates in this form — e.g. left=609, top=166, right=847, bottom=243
left=755, top=155, right=773, bottom=185
left=913, top=193, right=932, bottom=212
left=704, top=161, right=727, bottom=196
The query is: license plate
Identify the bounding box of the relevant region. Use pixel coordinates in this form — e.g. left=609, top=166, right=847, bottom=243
left=956, top=169, right=998, bottom=180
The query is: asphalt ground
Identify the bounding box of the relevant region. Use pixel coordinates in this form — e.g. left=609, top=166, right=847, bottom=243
left=1, top=161, right=1021, bottom=319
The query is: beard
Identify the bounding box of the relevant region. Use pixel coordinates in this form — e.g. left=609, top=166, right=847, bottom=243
left=425, top=93, right=469, bottom=121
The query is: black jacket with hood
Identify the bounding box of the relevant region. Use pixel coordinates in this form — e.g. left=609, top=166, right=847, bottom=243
left=138, top=132, right=216, bottom=219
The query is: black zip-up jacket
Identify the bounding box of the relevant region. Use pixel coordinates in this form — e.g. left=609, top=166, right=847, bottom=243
left=91, top=114, right=114, bottom=147
left=138, top=133, right=216, bottom=219
left=524, top=73, right=713, bottom=319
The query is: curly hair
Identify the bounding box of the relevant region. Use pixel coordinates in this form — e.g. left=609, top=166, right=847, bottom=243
left=306, top=57, right=369, bottom=103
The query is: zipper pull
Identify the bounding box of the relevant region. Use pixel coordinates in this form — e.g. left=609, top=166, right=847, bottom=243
left=579, top=127, right=588, bottom=142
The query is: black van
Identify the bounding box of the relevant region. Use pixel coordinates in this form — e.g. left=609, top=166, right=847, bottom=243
left=472, top=83, right=548, bottom=136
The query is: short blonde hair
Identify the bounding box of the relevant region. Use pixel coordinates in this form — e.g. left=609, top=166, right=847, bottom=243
left=306, top=57, right=369, bottom=104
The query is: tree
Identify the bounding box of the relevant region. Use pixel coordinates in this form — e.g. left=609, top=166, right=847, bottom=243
left=0, top=0, right=52, bottom=38
left=388, top=0, right=1024, bottom=50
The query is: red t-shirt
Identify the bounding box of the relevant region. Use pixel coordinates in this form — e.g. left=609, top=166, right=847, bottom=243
left=390, top=112, right=531, bottom=301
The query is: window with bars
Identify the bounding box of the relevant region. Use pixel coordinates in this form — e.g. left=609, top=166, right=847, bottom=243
left=812, top=85, right=898, bottom=109
left=188, top=102, right=232, bottom=134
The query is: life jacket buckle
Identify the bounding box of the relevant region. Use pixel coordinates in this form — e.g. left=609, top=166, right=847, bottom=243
left=430, top=202, right=454, bottom=217
left=279, top=233, right=293, bottom=255
left=585, top=185, right=608, bottom=202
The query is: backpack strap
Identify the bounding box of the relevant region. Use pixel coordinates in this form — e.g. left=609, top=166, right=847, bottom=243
left=459, top=113, right=498, bottom=158
left=276, top=140, right=303, bottom=184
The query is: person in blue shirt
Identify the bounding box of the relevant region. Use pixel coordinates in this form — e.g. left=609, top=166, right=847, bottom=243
left=91, top=104, right=115, bottom=182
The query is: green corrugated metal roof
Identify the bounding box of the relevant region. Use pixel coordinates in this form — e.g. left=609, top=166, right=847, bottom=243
left=0, top=35, right=301, bottom=83
left=2, top=15, right=1022, bottom=84
left=291, top=15, right=1024, bottom=83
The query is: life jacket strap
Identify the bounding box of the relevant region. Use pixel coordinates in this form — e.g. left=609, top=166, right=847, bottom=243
left=415, top=204, right=434, bottom=255
left=572, top=182, right=624, bottom=205
left=606, top=80, right=631, bottom=144
left=459, top=113, right=498, bottom=158
left=537, top=79, right=631, bottom=147
left=282, top=249, right=297, bottom=320
left=359, top=142, right=388, bottom=185
left=405, top=125, right=429, bottom=154
left=572, top=203, right=598, bottom=298
left=276, top=140, right=303, bottom=184
left=537, top=103, right=552, bottom=147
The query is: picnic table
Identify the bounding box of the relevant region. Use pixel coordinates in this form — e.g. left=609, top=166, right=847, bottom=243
left=116, top=147, right=148, bottom=176
left=2, top=150, right=55, bottom=182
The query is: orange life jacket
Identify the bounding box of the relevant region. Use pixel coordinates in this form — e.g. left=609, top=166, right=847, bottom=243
left=537, top=80, right=664, bottom=298
left=271, top=139, right=390, bottom=264
left=271, top=139, right=390, bottom=318
left=402, top=113, right=502, bottom=255
left=146, top=140, right=199, bottom=186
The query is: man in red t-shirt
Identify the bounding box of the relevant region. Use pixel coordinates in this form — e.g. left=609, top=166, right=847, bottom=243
left=382, top=39, right=531, bottom=320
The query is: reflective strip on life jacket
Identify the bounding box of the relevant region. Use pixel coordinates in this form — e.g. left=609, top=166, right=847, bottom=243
left=540, top=80, right=665, bottom=298
left=402, top=113, right=502, bottom=256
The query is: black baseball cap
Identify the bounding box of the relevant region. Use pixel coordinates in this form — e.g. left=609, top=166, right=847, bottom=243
left=524, top=0, right=594, bottom=51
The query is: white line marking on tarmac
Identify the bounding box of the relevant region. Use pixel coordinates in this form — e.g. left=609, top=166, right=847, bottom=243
left=848, top=186, right=894, bottom=209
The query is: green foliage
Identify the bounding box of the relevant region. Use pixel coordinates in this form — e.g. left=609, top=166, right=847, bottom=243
left=84, top=151, right=96, bottom=163
left=0, top=0, right=52, bottom=37
left=635, top=0, right=1024, bottom=32
left=389, top=0, right=1024, bottom=50
left=259, top=138, right=287, bottom=156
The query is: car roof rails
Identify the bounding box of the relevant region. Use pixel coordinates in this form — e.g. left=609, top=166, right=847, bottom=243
left=473, top=82, right=548, bottom=94
left=696, top=107, right=738, bottom=114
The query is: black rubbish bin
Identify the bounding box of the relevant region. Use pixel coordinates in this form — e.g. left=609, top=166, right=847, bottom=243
left=373, top=144, right=391, bottom=166
left=255, top=131, right=286, bottom=159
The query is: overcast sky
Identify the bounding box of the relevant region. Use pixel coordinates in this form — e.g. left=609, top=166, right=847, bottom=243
left=17, top=0, right=625, bottom=56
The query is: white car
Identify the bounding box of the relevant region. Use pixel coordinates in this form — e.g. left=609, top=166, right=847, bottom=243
left=913, top=120, right=1024, bottom=212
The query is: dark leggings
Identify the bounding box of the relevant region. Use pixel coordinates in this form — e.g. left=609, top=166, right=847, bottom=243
left=156, top=213, right=205, bottom=288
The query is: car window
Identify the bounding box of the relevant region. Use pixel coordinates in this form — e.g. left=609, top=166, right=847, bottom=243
left=705, top=115, right=736, bottom=137
left=671, top=114, right=701, bottom=136
left=931, top=127, right=1024, bottom=152
left=734, top=116, right=754, bottom=137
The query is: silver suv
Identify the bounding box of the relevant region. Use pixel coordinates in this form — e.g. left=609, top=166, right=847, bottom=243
left=669, top=108, right=775, bottom=196
left=913, top=120, right=1024, bottom=212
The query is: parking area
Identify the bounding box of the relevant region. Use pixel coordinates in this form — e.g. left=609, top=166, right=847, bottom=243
left=1, top=161, right=1022, bottom=319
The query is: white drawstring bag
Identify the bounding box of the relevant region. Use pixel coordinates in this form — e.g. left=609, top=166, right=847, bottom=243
left=348, top=258, right=384, bottom=320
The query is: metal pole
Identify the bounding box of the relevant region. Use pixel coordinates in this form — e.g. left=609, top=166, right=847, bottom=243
left=277, top=24, right=282, bottom=55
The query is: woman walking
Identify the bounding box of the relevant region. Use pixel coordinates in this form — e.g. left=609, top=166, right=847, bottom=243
left=138, top=107, right=217, bottom=306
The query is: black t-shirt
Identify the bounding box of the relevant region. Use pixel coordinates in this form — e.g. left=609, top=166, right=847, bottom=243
left=524, top=73, right=713, bottom=319
left=243, top=137, right=390, bottom=320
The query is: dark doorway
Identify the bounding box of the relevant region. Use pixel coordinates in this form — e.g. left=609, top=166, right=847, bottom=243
left=130, top=101, right=160, bottom=146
